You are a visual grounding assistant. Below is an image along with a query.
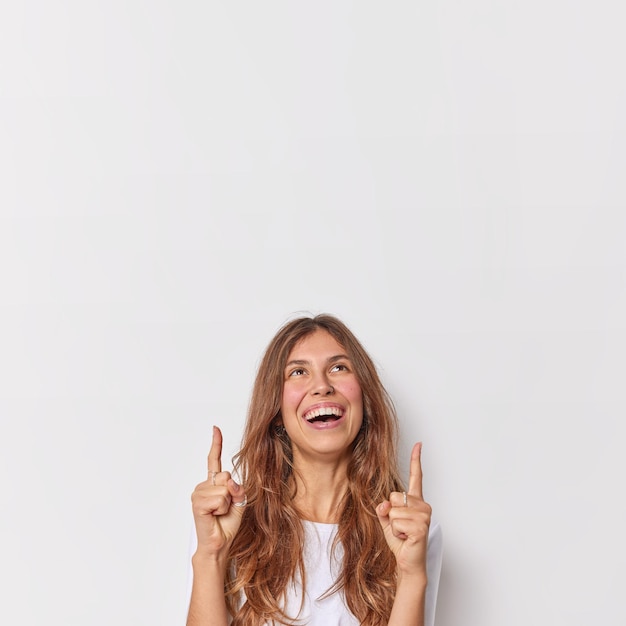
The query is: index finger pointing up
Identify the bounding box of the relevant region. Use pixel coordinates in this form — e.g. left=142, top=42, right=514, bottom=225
left=207, top=425, right=223, bottom=476
left=407, top=442, right=424, bottom=499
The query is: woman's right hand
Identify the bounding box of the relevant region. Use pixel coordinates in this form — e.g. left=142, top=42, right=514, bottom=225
left=191, top=426, right=247, bottom=561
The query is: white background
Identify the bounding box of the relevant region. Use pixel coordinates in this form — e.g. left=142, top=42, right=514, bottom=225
left=1, top=2, right=625, bottom=625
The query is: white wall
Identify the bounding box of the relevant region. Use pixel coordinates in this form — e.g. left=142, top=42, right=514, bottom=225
left=1, top=2, right=625, bottom=625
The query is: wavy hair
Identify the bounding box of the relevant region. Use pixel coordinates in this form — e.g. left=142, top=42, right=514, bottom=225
left=225, top=314, right=404, bottom=625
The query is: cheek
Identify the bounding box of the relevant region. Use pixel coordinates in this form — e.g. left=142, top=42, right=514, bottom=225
left=281, top=385, right=303, bottom=413
left=345, top=382, right=363, bottom=405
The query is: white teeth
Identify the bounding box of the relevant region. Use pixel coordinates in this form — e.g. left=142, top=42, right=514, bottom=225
left=305, top=407, right=343, bottom=421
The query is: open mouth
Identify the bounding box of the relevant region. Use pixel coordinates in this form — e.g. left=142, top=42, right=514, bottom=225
left=303, top=406, right=344, bottom=424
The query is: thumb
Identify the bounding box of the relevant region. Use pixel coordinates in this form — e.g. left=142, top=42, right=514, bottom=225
left=375, top=500, right=391, bottom=529
left=227, top=479, right=247, bottom=509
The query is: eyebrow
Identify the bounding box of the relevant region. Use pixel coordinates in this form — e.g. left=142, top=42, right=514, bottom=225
left=284, top=354, right=350, bottom=369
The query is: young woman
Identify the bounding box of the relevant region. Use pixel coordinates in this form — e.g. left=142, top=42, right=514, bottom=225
left=187, top=314, right=443, bottom=626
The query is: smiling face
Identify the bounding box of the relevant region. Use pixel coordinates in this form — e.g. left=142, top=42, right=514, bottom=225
left=280, top=329, right=364, bottom=465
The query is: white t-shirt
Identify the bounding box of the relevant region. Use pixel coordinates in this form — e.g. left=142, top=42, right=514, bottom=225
left=187, top=519, right=443, bottom=626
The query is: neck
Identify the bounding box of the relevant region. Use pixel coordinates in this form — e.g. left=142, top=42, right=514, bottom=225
left=291, top=456, right=350, bottom=524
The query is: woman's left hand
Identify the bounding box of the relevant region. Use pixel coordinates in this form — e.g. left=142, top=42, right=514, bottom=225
left=376, top=442, right=432, bottom=578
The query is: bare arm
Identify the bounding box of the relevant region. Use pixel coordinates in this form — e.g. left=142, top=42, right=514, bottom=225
left=187, top=554, right=230, bottom=626
left=387, top=573, right=428, bottom=626
left=186, top=427, right=247, bottom=626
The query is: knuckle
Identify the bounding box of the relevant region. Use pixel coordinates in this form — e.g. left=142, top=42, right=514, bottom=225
left=191, top=495, right=207, bottom=513
left=191, top=480, right=207, bottom=498
left=216, top=471, right=232, bottom=484
left=389, top=492, right=403, bottom=507
left=388, top=507, right=403, bottom=522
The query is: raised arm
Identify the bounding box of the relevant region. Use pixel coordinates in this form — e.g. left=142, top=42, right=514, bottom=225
left=186, top=427, right=247, bottom=626
left=376, top=442, right=432, bottom=626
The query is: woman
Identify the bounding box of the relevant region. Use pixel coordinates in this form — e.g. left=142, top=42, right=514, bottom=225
left=187, top=314, right=443, bottom=626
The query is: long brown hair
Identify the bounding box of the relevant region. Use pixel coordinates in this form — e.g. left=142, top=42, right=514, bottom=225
left=225, top=314, right=404, bottom=625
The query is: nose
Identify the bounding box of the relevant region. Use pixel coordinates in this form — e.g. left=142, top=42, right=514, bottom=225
left=311, top=372, right=334, bottom=396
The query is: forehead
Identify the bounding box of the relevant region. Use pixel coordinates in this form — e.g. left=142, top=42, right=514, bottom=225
left=287, top=329, right=347, bottom=360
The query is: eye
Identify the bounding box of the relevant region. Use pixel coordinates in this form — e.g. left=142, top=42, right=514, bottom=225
left=330, top=363, right=349, bottom=373
left=289, top=368, right=306, bottom=377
